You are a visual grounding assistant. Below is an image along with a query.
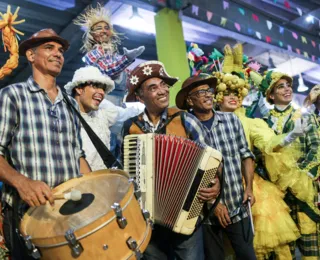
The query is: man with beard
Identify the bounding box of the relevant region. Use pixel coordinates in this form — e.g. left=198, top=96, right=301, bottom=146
left=74, top=3, right=145, bottom=79
left=260, top=71, right=320, bottom=260
left=122, top=61, right=220, bottom=260
left=0, top=29, right=91, bottom=259
left=65, top=66, right=142, bottom=170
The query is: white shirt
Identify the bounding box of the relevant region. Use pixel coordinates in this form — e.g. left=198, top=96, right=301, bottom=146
left=82, top=99, right=144, bottom=171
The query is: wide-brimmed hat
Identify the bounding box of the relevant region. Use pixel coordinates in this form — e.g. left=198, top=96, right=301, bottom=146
left=125, top=61, right=178, bottom=102
left=19, top=28, right=70, bottom=56
left=64, top=66, right=115, bottom=95
left=176, top=74, right=217, bottom=110
left=303, top=85, right=320, bottom=107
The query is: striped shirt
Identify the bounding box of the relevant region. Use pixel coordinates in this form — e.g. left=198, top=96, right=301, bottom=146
left=194, top=110, right=254, bottom=223
left=0, top=77, right=85, bottom=206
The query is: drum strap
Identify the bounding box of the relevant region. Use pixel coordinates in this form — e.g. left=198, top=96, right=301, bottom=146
left=62, top=91, right=123, bottom=169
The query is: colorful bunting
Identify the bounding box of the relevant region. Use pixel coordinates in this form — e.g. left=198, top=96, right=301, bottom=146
left=296, top=48, right=301, bottom=55
left=296, top=7, right=302, bottom=16
left=304, top=52, right=309, bottom=58
left=312, top=55, right=316, bottom=62
left=284, top=1, right=290, bottom=9
left=206, top=11, right=213, bottom=21
left=273, top=0, right=277, bottom=2
left=220, top=17, right=227, bottom=26
left=287, top=45, right=292, bottom=52
left=234, top=23, right=241, bottom=31
left=252, top=14, right=259, bottom=22
left=266, top=20, right=272, bottom=30
left=292, top=32, right=298, bottom=40
left=255, top=31, right=261, bottom=39
left=311, top=40, right=316, bottom=48
left=279, top=41, right=283, bottom=47
left=301, top=36, right=307, bottom=44
left=238, top=8, right=245, bottom=16
left=318, top=58, right=320, bottom=63
left=223, top=1, right=229, bottom=10
left=266, top=36, right=272, bottom=43
left=279, top=26, right=284, bottom=34
left=192, top=5, right=199, bottom=16
left=247, top=28, right=253, bottom=34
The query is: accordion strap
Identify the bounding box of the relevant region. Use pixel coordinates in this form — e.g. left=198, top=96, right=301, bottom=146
left=62, top=91, right=123, bottom=169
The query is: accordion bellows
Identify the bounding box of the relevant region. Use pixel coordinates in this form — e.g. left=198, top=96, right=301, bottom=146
left=124, top=134, right=222, bottom=235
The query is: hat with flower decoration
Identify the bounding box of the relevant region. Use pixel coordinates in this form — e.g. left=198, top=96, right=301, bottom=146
left=125, top=61, right=179, bottom=102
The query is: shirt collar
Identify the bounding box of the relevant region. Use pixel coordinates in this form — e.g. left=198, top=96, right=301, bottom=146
left=27, top=76, right=43, bottom=93
left=274, top=103, right=292, bottom=112
left=142, top=108, right=168, bottom=129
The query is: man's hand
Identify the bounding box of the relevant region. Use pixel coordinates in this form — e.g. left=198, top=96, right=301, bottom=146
left=198, top=176, right=220, bottom=202
left=15, top=176, right=54, bottom=207
left=243, top=188, right=255, bottom=206
left=123, top=46, right=145, bottom=61
left=214, top=203, right=231, bottom=228
left=282, top=117, right=312, bottom=146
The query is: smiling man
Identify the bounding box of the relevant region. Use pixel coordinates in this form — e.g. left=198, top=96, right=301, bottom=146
left=0, top=29, right=91, bottom=259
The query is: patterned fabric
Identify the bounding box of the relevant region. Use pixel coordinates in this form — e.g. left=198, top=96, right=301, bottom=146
left=0, top=77, right=84, bottom=206
left=84, top=45, right=132, bottom=79
left=194, top=110, right=255, bottom=224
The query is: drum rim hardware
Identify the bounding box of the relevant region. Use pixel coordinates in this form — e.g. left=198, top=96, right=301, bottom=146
left=111, top=202, right=128, bottom=229
left=65, top=229, right=84, bottom=257
left=22, top=234, right=41, bottom=259
left=126, top=236, right=142, bottom=260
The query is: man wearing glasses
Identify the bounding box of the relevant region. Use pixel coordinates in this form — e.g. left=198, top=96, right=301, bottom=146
left=261, top=71, right=320, bottom=259
left=176, top=74, right=256, bottom=260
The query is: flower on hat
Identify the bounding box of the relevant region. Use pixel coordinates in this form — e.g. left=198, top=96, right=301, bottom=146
left=130, top=75, right=139, bottom=85
left=142, top=65, right=153, bottom=76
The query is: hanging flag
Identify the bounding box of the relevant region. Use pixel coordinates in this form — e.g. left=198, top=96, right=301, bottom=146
left=287, top=45, right=292, bottom=52
left=252, top=14, right=259, bottom=22
left=206, top=11, right=213, bottom=21
left=292, top=32, right=298, bottom=39
left=266, top=20, right=273, bottom=30
left=266, top=36, right=272, bottom=43
left=255, top=31, right=261, bottom=39
left=304, top=52, right=309, bottom=58
left=311, top=40, right=316, bottom=48
left=248, top=28, right=253, bottom=34
left=318, top=57, right=320, bottom=63
left=234, top=23, right=241, bottom=32
left=296, top=7, right=302, bottom=16
left=279, top=26, right=284, bottom=34
left=284, top=1, right=290, bottom=9
left=273, top=0, right=277, bottom=2
left=279, top=41, right=283, bottom=47
left=223, top=1, right=229, bottom=10
left=301, top=36, right=307, bottom=44
left=312, top=55, right=316, bottom=62
left=238, top=8, right=245, bottom=15
left=296, top=48, right=301, bottom=55
left=221, top=17, right=227, bottom=26
left=192, top=5, right=199, bottom=15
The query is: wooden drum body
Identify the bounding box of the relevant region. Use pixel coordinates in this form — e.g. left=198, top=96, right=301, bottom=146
left=20, top=170, right=152, bottom=260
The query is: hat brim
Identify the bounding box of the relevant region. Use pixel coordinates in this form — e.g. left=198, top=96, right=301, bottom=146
left=266, top=75, right=293, bottom=104
left=64, top=78, right=115, bottom=95
left=19, top=36, right=70, bottom=56
left=125, top=76, right=178, bottom=102
left=176, top=77, right=217, bottom=110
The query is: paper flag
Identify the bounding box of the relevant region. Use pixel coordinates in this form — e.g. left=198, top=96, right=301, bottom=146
left=273, top=0, right=277, bottom=2
left=248, top=28, right=253, bottom=34
left=192, top=5, right=199, bottom=16
left=304, top=52, right=309, bottom=58
left=301, top=36, right=307, bottom=44
left=221, top=17, right=227, bottom=27
left=287, top=45, right=292, bottom=52
left=235, top=23, right=241, bottom=32
left=296, top=7, right=302, bottom=16
left=279, top=41, right=283, bottom=47
left=318, top=57, right=320, bottom=63
left=252, top=14, right=259, bottom=22
left=279, top=26, right=284, bottom=34
left=266, top=20, right=272, bottom=30
left=266, top=36, right=272, bottom=43
left=239, top=8, right=245, bottom=15
left=284, top=1, right=290, bottom=9
left=223, top=1, right=229, bottom=10
left=292, top=32, right=298, bottom=39
left=312, top=40, right=316, bottom=48
left=255, top=31, right=261, bottom=39
left=206, top=11, right=213, bottom=21
left=312, top=55, right=316, bottom=62
left=296, top=48, right=301, bottom=55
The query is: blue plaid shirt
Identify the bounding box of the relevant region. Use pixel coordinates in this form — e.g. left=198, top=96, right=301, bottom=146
left=84, top=45, right=133, bottom=79
left=0, top=77, right=85, bottom=206
left=193, top=110, right=255, bottom=223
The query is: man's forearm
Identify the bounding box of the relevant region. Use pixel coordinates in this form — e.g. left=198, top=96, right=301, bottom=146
left=0, top=155, right=26, bottom=189
left=242, top=157, right=254, bottom=190
left=79, top=157, right=91, bottom=174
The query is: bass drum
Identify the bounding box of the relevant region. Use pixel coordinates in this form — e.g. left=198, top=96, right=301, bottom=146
left=20, top=169, right=152, bottom=260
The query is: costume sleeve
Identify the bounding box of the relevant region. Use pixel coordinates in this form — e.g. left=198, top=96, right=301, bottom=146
left=234, top=116, right=255, bottom=160
left=84, top=47, right=133, bottom=79
left=0, top=88, right=18, bottom=156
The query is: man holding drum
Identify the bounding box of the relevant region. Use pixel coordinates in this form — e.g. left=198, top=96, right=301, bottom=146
left=0, top=29, right=91, bottom=259
left=122, top=61, right=220, bottom=260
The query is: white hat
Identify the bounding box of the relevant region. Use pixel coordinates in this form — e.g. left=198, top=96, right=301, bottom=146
left=64, top=66, right=115, bottom=95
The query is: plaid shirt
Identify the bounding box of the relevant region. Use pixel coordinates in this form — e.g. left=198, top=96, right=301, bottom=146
left=194, top=110, right=255, bottom=223
left=84, top=45, right=133, bottom=79
left=0, top=77, right=84, bottom=206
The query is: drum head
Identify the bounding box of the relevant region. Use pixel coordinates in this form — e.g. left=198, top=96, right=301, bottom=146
left=21, top=171, right=130, bottom=239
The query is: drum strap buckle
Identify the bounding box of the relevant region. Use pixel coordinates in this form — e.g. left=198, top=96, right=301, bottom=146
left=22, top=235, right=41, bottom=259
left=65, top=229, right=83, bottom=257
left=126, top=237, right=142, bottom=260
left=111, top=203, right=128, bottom=229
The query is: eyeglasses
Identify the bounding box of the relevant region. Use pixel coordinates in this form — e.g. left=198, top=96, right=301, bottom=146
left=275, top=82, right=292, bottom=89
left=189, top=88, right=214, bottom=98
left=86, top=82, right=107, bottom=92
